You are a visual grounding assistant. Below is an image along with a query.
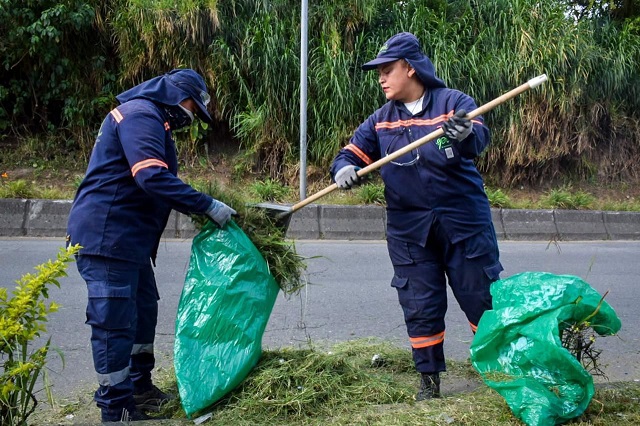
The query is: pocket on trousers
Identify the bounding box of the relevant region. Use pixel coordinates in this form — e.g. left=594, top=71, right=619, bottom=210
left=464, top=226, right=498, bottom=259
left=390, top=275, right=409, bottom=289
left=387, top=238, right=415, bottom=266
left=483, top=261, right=504, bottom=282
left=86, top=282, right=132, bottom=330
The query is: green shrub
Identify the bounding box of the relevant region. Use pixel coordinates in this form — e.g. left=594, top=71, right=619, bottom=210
left=541, top=187, right=595, bottom=209
left=356, top=182, right=385, bottom=205
left=0, top=244, right=81, bottom=425
left=0, top=180, right=38, bottom=199
left=485, top=187, right=512, bottom=208
left=250, top=179, right=291, bottom=202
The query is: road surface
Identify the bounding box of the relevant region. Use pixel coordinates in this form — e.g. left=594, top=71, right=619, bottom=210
left=1, top=238, right=638, bottom=402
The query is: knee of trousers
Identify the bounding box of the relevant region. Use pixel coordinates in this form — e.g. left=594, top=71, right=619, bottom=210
left=391, top=272, right=446, bottom=336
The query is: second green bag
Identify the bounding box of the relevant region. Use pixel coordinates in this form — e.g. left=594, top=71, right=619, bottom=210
left=470, top=271, right=621, bottom=426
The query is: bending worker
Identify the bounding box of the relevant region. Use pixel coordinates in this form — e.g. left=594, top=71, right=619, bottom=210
left=67, top=69, right=236, bottom=422
left=330, top=32, right=503, bottom=400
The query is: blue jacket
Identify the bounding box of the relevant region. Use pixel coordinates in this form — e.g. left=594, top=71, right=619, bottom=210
left=67, top=87, right=213, bottom=264
left=331, top=88, right=492, bottom=246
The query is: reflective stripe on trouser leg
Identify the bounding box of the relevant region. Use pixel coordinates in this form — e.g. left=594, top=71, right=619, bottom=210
left=76, top=255, right=142, bottom=410
left=130, top=263, right=160, bottom=392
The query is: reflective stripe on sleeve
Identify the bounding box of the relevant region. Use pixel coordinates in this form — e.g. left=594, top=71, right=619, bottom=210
left=344, top=144, right=373, bottom=165
left=131, top=159, right=169, bottom=177
left=409, top=331, right=445, bottom=349
left=110, top=108, right=124, bottom=123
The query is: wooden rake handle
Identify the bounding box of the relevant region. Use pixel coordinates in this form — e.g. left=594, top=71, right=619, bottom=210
left=291, top=74, right=548, bottom=213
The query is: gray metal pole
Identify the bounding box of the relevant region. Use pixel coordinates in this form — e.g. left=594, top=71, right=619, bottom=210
left=299, top=0, right=308, bottom=200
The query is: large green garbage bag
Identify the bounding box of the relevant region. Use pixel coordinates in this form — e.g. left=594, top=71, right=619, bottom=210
left=470, top=272, right=621, bottom=426
left=174, top=220, right=280, bottom=417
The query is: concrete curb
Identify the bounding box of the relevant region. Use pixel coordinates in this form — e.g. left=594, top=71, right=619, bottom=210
left=1, top=199, right=639, bottom=240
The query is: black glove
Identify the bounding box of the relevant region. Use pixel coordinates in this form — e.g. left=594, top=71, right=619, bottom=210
left=335, top=165, right=361, bottom=189
left=442, top=109, right=472, bottom=141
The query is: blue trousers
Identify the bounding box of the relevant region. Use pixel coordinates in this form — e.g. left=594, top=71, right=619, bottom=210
left=76, top=255, right=159, bottom=410
left=387, top=220, right=503, bottom=373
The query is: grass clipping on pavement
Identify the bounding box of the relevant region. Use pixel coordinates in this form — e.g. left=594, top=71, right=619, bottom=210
left=32, top=340, right=640, bottom=425
left=159, top=339, right=639, bottom=425
left=190, top=181, right=306, bottom=295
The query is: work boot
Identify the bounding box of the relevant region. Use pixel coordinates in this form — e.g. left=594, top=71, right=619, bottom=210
left=101, top=406, right=152, bottom=423
left=416, top=372, right=441, bottom=401
left=133, top=384, right=174, bottom=412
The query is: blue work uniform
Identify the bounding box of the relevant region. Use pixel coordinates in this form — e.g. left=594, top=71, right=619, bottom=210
left=331, top=69, right=503, bottom=374
left=67, top=72, right=213, bottom=411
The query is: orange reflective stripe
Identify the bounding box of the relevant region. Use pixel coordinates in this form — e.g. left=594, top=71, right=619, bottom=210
left=375, top=111, right=483, bottom=131
left=110, top=108, right=124, bottom=123
left=131, top=159, right=169, bottom=177
left=375, top=114, right=449, bottom=130
left=409, top=331, right=445, bottom=349
left=344, top=144, right=373, bottom=165
left=469, top=322, right=478, bottom=333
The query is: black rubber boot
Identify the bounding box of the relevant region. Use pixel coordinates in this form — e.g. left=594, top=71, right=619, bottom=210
left=416, top=372, right=441, bottom=401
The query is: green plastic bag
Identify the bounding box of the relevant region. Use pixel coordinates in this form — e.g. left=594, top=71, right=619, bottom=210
left=470, top=272, right=621, bottom=426
left=174, top=220, right=280, bottom=417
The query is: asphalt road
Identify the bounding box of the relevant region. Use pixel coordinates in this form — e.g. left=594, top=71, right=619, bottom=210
left=1, top=238, right=639, bottom=403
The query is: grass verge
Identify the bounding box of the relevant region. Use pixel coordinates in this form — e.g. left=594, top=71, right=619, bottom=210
left=29, top=339, right=640, bottom=425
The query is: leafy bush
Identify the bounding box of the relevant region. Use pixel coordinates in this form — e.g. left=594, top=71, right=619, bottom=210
left=0, top=0, right=115, bottom=153
left=0, top=244, right=81, bottom=425
left=356, top=182, right=385, bottom=205
left=250, top=179, right=291, bottom=203
left=541, top=186, right=595, bottom=209
left=0, top=180, right=38, bottom=199
left=485, top=187, right=512, bottom=209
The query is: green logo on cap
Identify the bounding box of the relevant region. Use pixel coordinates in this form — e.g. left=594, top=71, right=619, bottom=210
left=378, top=43, right=389, bottom=54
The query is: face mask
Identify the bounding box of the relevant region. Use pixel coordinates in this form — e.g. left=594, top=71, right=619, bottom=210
left=163, top=105, right=194, bottom=130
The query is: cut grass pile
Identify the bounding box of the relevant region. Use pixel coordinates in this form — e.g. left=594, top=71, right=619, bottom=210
left=32, top=339, right=640, bottom=425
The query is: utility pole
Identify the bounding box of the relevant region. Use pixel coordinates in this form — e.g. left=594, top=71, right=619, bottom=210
left=299, top=0, right=308, bottom=200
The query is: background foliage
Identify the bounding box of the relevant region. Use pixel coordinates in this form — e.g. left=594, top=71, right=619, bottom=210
left=1, top=0, right=639, bottom=186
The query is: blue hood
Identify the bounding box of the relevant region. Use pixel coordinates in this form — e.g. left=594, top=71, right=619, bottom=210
left=116, top=69, right=213, bottom=123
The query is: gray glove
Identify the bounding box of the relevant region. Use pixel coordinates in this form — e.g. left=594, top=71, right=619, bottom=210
left=442, top=109, right=473, bottom=141
left=205, top=199, right=237, bottom=227
left=335, top=165, right=362, bottom=189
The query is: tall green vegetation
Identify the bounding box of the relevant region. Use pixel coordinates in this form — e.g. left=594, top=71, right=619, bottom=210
left=0, top=0, right=116, bottom=155
left=1, top=0, right=639, bottom=187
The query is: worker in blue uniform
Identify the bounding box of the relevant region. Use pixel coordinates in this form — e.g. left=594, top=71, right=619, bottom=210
left=66, top=69, right=237, bottom=422
left=330, top=33, right=503, bottom=400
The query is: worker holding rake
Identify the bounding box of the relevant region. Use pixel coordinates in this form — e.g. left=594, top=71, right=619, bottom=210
left=331, top=32, right=503, bottom=400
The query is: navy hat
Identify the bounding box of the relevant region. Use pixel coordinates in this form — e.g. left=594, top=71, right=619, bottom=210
left=165, top=69, right=213, bottom=123
left=361, top=32, right=446, bottom=89
left=362, top=32, right=423, bottom=70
